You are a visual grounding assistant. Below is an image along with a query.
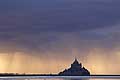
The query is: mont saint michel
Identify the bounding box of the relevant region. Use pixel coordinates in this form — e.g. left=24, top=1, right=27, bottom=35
left=59, top=58, right=90, bottom=76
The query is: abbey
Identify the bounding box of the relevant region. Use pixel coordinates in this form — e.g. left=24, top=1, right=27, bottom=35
left=58, top=58, right=90, bottom=76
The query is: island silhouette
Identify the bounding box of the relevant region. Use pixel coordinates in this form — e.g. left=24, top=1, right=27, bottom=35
left=59, top=58, right=90, bottom=76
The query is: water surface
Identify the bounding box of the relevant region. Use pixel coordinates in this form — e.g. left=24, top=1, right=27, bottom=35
left=1, top=76, right=120, bottom=80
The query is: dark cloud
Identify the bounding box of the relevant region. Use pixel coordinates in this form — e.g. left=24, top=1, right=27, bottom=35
left=0, top=0, right=120, bottom=74
left=0, top=0, right=120, bottom=32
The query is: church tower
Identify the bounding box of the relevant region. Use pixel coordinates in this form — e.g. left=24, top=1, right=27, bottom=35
left=71, top=58, right=82, bottom=69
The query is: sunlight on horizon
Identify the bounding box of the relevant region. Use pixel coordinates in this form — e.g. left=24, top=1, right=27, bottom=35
left=0, top=48, right=120, bottom=75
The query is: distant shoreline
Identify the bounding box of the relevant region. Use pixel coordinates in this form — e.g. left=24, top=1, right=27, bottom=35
left=0, top=74, right=120, bottom=77
left=0, top=75, right=120, bottom=79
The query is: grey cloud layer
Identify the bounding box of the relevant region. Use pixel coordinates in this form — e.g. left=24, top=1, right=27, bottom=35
left=0, top=0, right=120, bottom=54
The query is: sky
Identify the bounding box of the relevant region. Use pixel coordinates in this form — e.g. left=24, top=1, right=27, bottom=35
left=0, top=0, right=120, bottom=75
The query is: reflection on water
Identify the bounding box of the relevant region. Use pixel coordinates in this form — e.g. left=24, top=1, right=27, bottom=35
left=1, top=78, right=120, bottom=80
left=0, top=78, right=89, bottom=80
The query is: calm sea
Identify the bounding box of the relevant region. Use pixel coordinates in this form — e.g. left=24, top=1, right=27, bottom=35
left=0, top=76, right=120, bottom=80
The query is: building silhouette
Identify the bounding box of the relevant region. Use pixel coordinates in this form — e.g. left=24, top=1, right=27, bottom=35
left=58, top=58, right=90, bottom=76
